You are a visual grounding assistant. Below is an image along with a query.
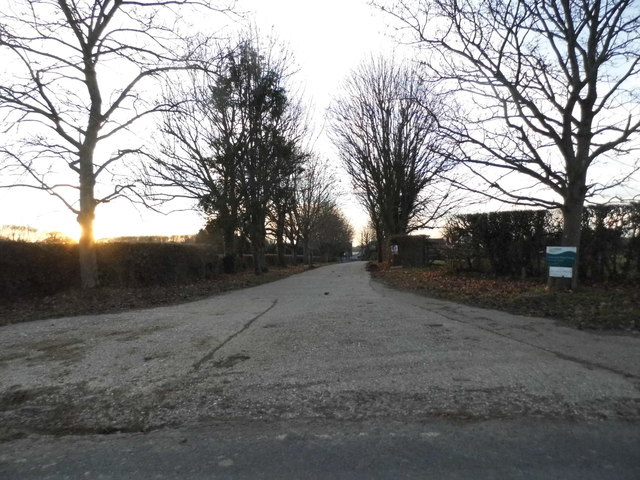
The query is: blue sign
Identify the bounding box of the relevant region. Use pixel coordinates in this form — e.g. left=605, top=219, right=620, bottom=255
left=546, top=247, right=577, bottom=267
left=546, top=246, right=577, bottom=278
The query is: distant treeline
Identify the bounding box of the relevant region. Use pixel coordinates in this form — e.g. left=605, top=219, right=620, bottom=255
left=0, top=225, right=200, bottom=245
left=0, top=225, right=75, bottom=244
left=98, top=235, right=198, bottom=244
left=443, top=203, right=640, bottom=281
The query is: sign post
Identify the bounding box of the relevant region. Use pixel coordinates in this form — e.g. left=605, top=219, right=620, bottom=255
left=546, top=246, right=577, bottom=279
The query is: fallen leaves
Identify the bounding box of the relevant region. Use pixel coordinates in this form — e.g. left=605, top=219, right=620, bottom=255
left=374, top=267, right=640, bottom=331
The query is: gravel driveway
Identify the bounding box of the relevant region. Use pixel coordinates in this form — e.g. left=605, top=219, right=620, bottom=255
left=1, top=262, right=639, bottom=441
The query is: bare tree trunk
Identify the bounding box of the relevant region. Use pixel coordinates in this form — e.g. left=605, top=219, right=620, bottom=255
left=78, top=218, right=98, bottom=288
left=223, top=172, right=239, bottom=263
left=303, top=238, right=313, bottom=267
left=562, top=199, right=585, bottom=291
left=253, top=240, right=267, bottom=274
left=77, top=178, right=98, bottom=288
left=221, top=227, right=237, bottom=274
left=250, top=217, right=268, bottom=275
left=376, top=230, right=384, bottom=263
left=276, top=214, right=287, bottom=267
left=77, top=48, right=101, bottom=289
left=78, top=94, right=100, bottom=289
left=253, top=250, right=262, bottom=274
left=549, top=190, right=585, bottom=290
left=223, top=227, right=235, bottom=257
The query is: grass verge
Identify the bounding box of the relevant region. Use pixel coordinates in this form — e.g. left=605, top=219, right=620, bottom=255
left=372, top=266, right=640, bottom=332
left=0, top=265, right=309, bottom=326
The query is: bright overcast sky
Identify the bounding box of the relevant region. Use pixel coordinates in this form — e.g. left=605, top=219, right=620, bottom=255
left=0, top=0, right=396, bottom=241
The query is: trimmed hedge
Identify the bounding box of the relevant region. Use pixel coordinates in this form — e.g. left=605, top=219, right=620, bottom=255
left=580, top=204, right=640, bottom=280
left=0, top=242, right=222, bottom=300
left=96, top=243, right=222, bottom=287
left=444, top=210, right=559, bottom=277
left=443, top=203, right=640, bottom=281
left=0, top=242, right=309, bottom=300
left=0, top=241, right=79, bottom=299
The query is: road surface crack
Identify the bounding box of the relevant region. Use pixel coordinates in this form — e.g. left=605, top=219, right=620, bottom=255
left=371, top=279, right=639, bottom=382
left=431, top=307, right=640, bottom=382
left=192, top=299, right=278, bottom=371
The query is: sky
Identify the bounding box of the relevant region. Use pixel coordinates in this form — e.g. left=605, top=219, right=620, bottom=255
left=0, top=0, right=395, bottom=241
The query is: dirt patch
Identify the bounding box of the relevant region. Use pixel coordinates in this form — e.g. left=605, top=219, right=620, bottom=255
left=0, top=382, right=170, bottom=440
left=212, top=354, right=251, bottom=369
left=0, top=385, right=61, bottom=410
left=104, top=325, right=170, bottom=342
left=29, top=338, right=86, bottom=362
left=0, top=350, right=29, bottom=365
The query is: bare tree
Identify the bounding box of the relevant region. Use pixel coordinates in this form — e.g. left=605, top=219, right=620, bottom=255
left=41, top=231, right=75, bottom=244
left=266, top=95, right=309, bottom=269
left=268, top=161, right=302, bottom=267
left=288, top=156, right=338, bottom=266
left=143, top=63, right=242, bottom=260
left=0, top=224, right=41, bottom=242
left=329, top=56, right=457, bottom=262
left=377, top=0, right=640, bottom=287
left=358, top=223, right=376, bottom=258
left=0, top=0, right=232, bottom=288
left=144, top=34, right=306, bottom=274
left=311, top=206, right=354, bottom=262
left=235, top=41, right=306, bottom=274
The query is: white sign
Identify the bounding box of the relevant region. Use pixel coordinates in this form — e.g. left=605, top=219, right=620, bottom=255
left=549, top=266, right=573, bottom=278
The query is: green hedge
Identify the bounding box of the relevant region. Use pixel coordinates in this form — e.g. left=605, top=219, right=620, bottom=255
left=444, top=210, right=559, bottom=277
left=444, top=203, right=640, bottom=281
left=0, top=242, right=223, bottom=300
left=0, top=242, right=310, bottom=300
left=580, top=204, right=640, bottom=280
left=0, top=241, right=79, bottom=299
left=96, top=243, right=221, bottom=287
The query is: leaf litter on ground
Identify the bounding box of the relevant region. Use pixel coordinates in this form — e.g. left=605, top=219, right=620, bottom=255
left=373, top=266, right=639, bottom=332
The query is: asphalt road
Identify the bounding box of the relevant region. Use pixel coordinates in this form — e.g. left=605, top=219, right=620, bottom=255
left=1, top=262, right=639, bottom=478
